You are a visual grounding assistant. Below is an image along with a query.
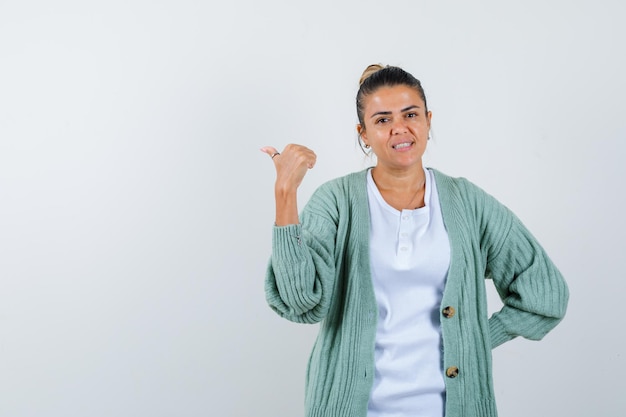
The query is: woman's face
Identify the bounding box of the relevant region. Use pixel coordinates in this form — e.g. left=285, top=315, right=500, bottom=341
left=358, top=85, right=432, bottom=172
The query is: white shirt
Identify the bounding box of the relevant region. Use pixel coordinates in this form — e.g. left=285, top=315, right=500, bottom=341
left=366, top=167, right=451, bottom=417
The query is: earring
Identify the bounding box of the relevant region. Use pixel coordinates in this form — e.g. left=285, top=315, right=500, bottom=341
left=365, top=144, right=370, bottom=149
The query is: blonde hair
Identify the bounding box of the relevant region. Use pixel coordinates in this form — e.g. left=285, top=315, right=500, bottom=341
left=359, top=64, right=386, bottom=86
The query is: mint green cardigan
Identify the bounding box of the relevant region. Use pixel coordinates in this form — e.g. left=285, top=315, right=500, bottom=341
left=265, top=169, right=568, bottom=417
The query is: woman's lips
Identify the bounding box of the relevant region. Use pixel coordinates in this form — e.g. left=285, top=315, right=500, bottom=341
left=392, top=141, right=414, bottom=150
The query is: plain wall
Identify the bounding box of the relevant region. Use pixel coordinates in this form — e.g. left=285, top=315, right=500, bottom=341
left=1, top=0, right=624, bottom=416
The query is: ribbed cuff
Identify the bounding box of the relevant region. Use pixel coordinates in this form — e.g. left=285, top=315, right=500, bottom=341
left=272, top=223, right=304, bottom=259
left=488, top=315, right=512, bottom=349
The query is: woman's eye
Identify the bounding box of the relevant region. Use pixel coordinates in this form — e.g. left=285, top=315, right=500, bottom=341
left=376, top=118, right=389, bottom=124
left=406, top=112, right=417, bottom=118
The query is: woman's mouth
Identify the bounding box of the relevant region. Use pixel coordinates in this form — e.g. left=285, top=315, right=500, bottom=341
left=392, top=141, right=413, bottom=150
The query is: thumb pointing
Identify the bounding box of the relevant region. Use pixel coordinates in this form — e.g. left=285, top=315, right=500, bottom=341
left=260, top=146, right=280, bottom=159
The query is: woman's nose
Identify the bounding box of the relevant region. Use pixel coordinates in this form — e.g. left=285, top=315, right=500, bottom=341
left=391, top=119, right=408, bottom=134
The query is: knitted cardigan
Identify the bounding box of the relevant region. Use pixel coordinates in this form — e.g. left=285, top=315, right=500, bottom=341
left=265, top=168, right=569, bottom=417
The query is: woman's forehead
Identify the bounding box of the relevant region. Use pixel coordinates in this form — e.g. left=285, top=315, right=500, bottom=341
left=365, top=85, right=425, bottom=111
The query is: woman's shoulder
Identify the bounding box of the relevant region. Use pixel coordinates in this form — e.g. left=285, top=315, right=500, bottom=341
left=429, top=168, right=481, bottom=196
left=313, top=168, right=369, bottom=196
left=303, top=169, right=369, bottom=213
left=428, top=167, right=506, bottom=213
left=301, top=169, right=369, bottom=224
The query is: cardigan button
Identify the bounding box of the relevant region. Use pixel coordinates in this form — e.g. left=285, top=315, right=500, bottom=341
left=442, top=306, right=456, bottom=318
left=446, top=366, right=459, bottom=378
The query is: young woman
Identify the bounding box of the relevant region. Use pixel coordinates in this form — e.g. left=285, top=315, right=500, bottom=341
left=261, top=64, right=568, bottom=417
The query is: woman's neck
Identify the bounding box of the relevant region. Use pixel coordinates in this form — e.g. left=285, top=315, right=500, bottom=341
left=371, top=163, right=426, bottom=193
left=371, top=163, right=427, bottom=210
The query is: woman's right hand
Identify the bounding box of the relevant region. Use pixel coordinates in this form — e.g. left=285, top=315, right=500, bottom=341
left=260, top=144, right=317, bottom=193
left=261, top=144, right=317, bottom=226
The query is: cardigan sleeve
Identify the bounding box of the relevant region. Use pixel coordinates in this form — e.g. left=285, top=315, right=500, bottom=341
left=264, top=187, right=339, bottom=324
left=478, top=189, right=569, bottom=348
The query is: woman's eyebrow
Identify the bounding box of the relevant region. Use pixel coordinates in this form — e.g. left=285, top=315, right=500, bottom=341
left=369, top=105, right=421, bottom=119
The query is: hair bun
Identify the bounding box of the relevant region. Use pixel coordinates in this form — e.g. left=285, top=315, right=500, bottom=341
left=359, top=64, right=386, bottom=85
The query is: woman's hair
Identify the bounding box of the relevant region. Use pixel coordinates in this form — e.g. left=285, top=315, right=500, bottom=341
left=356, top=64, right=429, bottom=130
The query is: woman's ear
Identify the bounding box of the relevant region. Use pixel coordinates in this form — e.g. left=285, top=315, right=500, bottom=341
left=356, top=124, right=368, bottom=145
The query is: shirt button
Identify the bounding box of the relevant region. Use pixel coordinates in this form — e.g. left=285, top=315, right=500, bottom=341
left=400, top=247, right=408, bottom=251
left=400, top=232, right=408, bottom=238
left=442, top=306, right=456, bottom=318
left=446, top=366, right=459, bottom=378
left=402, top=215, right=409, bottom=220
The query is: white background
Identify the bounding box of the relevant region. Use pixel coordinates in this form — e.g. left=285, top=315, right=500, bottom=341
left=1, top=0, right=624, bottom=416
